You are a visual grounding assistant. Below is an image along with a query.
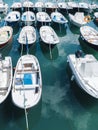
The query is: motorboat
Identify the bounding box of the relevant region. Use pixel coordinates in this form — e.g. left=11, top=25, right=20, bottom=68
left=67, top=52, right=98, bottom=98
left=10, top=2, right=22, bottom=12
left=51, top=11, right=68, bottom=24
left=21, top=11, right=35, bottom=26
left=40, top=25, right=59, bottom=45
left=22, top=0, right=34, bottom=12
left=69, top=12, right=90, bottom=27
left=0, top=54, right=12, bottom=104
left=5, top=11, right=21, bottom=26
left=36, top=11, right=51, bottom=25
left=80, top=26, right=98, bottom=49
left=34, top=1, right=44, bottom=12
left=0, top=1, right=8, bottom=14
left=0, top=26, right=13, bottom=48
left=18, top=25, right=36, bottom=45
left=12, top=54, right=42, bottom=109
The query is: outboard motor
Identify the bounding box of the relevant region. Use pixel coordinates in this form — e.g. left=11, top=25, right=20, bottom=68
left=75, top=50, right=82, bottom=58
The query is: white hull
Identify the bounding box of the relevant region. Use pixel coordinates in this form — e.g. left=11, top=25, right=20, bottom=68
left=12, top=54, right=42, bottom=109
left=51, top=11, right=68, bottom=24
left=0, top=56, right=12, bottom=104
left=40, top=26, right=59, bottom=45
left=18, top=26, right=36, bottom=45
left=69, top=12, right=88, bottom=27
left=67, top=54, right=98, bottom=98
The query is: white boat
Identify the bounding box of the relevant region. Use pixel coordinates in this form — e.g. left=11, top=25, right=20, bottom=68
left=18, top=26, right=36, bottom=45
left=34, top=1, right=44, bottom=12
left=0, top=54, right=12, bottom=104
left=12, top=54, right=42, bottom=109
left=67, top=1, right=79, bottom=11
left=0, top=0, right=8, bottom=14
left=69, top=12, right=90, bottom=27
left=10, top=2, right=22, bottom=12
left=40, top=26, right=59, bottom=45
left=5, top=11, right=21, bottom=26
left=67, top=52, right=98, bottom=98
left=21, top=11, right=35, bottom=26
left=57, top=2, right=73, bottom=13
left=78, top=2, right=89, bottom=12
left=94, top=12, right=98, bottom=23
left=0, top=26, right=13, bottom=48
left=80, top=26, right=98, bottom=49
left=22, top=0, right=34, bottom=11
left=45, top=2, right=57, bottom=13
left=36, top=12, right=51, bottom=25
left=51, top=11, right=68, bottom=24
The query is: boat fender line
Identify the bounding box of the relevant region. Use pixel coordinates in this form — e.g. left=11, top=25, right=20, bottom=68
left=84, top=15, right=91, bottom=22
left=71, top=75, right=74, bottom=81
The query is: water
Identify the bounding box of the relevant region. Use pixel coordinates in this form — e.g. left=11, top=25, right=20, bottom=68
left=1, top=0, right=98, bottom=130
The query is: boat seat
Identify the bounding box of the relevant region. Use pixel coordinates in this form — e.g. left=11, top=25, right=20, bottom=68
left=0, top=91, right=6, bottom=95
left=0, top=87, right=8, bottom=90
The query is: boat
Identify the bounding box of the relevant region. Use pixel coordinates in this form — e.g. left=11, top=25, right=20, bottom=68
left=5, top=11, right=21, bottom=26
left=18, top=25, right=36, bottom=45
left=0, top=26, right=13, bottom=48
left=36, top=11, right=51, bottom=25
left=22, top=0, right=34, bottom=12
left=10, top=2, right=22, bottom=12
left=0, top=54, right=12, bottom=104
left=34, top=1, right=44, bottom=12
left=69, top=12, right=90, bottom=27
left=80, top=26, right=98, bottom=49
left=57, top=2, right=73, bottom=13
left=94, top=12, right=98, bottom=23
left=12, top=54, right=42, bottom=109
left=78, top=2, right=89, bottom=13
left=51, top=11, right=68, bottom=24
left=44, top=2, right=57, bottom=13
left=40, top=26, right=59, bottom=45
left=67, top=1, right=79, bottom=12
left=21, top=11, right=35, bottom=26
left=67, top=52, right=98, bottom=98
left=0, top=0, right=8, bottom=14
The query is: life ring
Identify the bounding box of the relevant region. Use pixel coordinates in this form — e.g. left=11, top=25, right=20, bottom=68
left=84, top=15, right=91, bottom=22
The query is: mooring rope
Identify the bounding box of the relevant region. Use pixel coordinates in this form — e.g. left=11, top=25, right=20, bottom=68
left=49, top=43, right=52, bottom=59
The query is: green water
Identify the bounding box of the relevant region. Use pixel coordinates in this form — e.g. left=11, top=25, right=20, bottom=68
left=1, top=0, right=98, bottom=130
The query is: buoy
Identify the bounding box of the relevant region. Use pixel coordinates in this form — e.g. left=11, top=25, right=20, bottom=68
left=84, top=15, right=91, bottom=22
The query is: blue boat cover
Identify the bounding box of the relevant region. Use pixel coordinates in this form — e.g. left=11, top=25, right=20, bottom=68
left=23, top=73, right=32, bottom=85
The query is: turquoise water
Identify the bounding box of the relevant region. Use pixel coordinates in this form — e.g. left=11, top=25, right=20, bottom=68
left=1, top=0, right=98, bottom=130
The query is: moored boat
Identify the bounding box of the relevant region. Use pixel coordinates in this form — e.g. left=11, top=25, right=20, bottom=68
left=40, top=25, right=59, bottom=45
left=67, top=52, right=98, bottom=98
left=12, top=54, right=42, bottom=109
left=36, top=11, right=51, bottom=25
left=0, top=54, right=12, bottom=104
left=21, top=11, right=35, bottom=26
left=80, top=26, right=98, bottom=49
left=0, top=26, right=13, bottom=48
left=18, top=25, right=36, bottom=45
left=10, top=2, right=22, bottom=12
left=69, top=12, right=91, bottom=27
left=34, top=1, right=44, bottom=12
left=5, top=11, right=21, bottom=26
left=51, top=11, right=68, bottom=24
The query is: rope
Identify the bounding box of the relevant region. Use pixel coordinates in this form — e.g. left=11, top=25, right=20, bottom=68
left=21, top=61, right=30, bottom=130
left=49, top=44, right=52, bottom=59
left=24, top=105, right=29, bottom=130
